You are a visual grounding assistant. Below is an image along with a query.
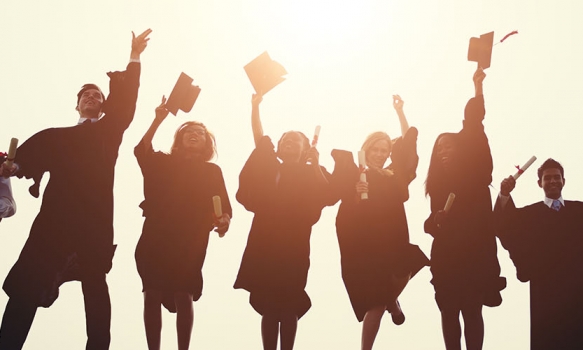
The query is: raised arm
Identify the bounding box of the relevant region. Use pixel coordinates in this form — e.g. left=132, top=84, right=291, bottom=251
left=130, top=29, right=152, bottom=62
left=251, top=94, right=264, bottom=147
left=392, top=94, right=409, bottom=137
left=474, top=67, right=485, bottom=98
left=138, top=96, right=169, bottom=153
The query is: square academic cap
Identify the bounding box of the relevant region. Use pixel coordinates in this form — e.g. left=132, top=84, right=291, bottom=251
left=244, top=51, right=287, bottom=95
left=165, top=72, right=201, bottom=116
left=468, top=31, right=494, bottom=69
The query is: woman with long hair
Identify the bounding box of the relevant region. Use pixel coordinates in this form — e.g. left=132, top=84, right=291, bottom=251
left=424, top=68, right=505, bottom=350
left=234, top=93, right=331, bottom=350
left=331, top=95, right=428, bottom=350
left=135, top=97, right=232, bottom=350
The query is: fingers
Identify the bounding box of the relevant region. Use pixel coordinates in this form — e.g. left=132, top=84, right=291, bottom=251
left=159, top=95, right=167, bottom=106
left=136, top=28, right=153, bottom=40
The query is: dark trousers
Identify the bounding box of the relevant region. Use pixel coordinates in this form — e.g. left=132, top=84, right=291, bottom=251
left=0, top=273, right=111, bottom=350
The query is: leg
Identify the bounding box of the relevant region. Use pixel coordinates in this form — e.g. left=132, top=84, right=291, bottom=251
left=82, top=273, right=111, bottom=350
left=143, top=290, right=163, bottom=350
left=0, top=298, right=38, bottom=350
left=174, top=292, right=194, bottom=350
left=461, top=304, right=484, bottom=350
left=261, top=313, right=279, bottom=350
left=386, top=273, right=411, bottom=325
left=361, top=305, right=386, bottom=350
left=440, top=308, right=462, bottom=350
left=279, top=312, right=298, bottom=350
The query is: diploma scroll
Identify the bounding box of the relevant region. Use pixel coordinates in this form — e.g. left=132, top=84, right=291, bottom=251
left=444, top=193, right=456, bottom=213
left=212, top=195, right=225, bottom=238
left=513, top=156, right=537, bottom=180
left=311, top=125, right=321, bottom=147
left=358, top=150, right=368, bottom=200
left=5, top=138, right=18, bottom=168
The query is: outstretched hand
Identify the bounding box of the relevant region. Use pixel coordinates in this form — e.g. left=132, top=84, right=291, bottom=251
left=251, top=93, right=263, bottom=108
left=155, top=95, right=169, bottom=121
left=473, top=67, right=486, bottom=96
left=500, top=176, right=516, bottom=196
left=131, top=28, right=152, bottom=59
left=393, top=94, right=404, bottom=112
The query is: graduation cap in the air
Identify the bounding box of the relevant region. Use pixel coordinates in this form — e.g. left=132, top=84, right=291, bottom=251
left=165, top=72, right=201, bottom=116
left=244, top=51, right=287, bottom=95
left=468, top=31, right=495, bottom=69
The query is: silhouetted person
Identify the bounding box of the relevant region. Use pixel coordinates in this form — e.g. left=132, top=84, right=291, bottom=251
left=234, top=94, right=331, bottom=350
left=0, top=29, right=151, bottom=350
left=424, top=68, right=506, bottom=350
left=495, top=158, right=583, bottom=350
left=135, top=97, right=232, bottom=350
left=330, top=95, right=428, bottom=350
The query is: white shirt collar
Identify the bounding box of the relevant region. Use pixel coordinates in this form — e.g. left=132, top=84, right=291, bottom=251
left=543, top=196, right=564, bottom=208
left=77, top=117, right=98, bottom=125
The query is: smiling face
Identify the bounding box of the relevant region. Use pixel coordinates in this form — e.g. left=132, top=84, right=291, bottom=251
left=366, top=139, right=391, bottom=170
left=76, top=88, right=104, bottom=118
left=277, top=131, right=308, bottom=163
left=436, top=135, right=455, bottom=170
left=538, top=168, right=565, bottom=200
left=181, top=125, right=207, bottom=153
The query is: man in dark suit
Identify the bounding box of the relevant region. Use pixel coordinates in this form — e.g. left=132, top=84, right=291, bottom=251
left=0, top=29, right=151, bottom=350
left=495, top=158, right=583, bottom=350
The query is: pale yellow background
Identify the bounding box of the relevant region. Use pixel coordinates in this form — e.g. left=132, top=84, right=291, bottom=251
left=1, top=0, right=582, bottom=349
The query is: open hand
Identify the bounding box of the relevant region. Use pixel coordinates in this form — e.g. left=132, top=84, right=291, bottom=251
left=131, top=28, right=152, bottom=57
left=155, top=95, right=169, bottom=121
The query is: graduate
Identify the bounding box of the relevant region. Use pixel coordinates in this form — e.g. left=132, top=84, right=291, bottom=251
left=0, top=29, right=151, bottom=350
left=134, top=96, right=231, bottom=350
left=424, top=68, right=506, bottom=350
left=234, top=93, right=331, bottom=350
left=330, top=95, right=428, bottom=350
left=495, top=159, right=583, bottom=350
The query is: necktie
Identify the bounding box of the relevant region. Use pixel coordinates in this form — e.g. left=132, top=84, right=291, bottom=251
left=551, top=199, right=561, bottom=211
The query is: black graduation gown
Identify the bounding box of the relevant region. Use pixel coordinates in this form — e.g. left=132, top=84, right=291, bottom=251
left=134, top=141, right=232, bottom=310
left=3, top=62, right=140, bottom=307
left=331, top=128, right=429, bottom=322
left=234, top=136, right=331, bottom=318
left=424, top=95, right=506, bottom=310
left=495, top=198, right=583, bottom=350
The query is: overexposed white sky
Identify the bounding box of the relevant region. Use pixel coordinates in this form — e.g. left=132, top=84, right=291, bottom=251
left=1, top=1, right=582, bottom=349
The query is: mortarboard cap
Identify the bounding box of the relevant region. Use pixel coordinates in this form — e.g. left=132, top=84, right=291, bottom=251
left=244, top=51, right=287, bottom=95
left=166, top=72, right=201, bottom=116
left=468, top=31, right=494, bottom=69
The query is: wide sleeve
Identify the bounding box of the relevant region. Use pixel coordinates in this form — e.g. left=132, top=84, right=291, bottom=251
left=329, top=149, right=358, bottom=205
left=213, top=165, right=233, bottom=219
left=457, top=95, right=492, bottom=188
left=99, top=62, right=141, bottom=133
left=388, top=126, right=419, bottom=202
left=236, top=135, right=279, bottom=213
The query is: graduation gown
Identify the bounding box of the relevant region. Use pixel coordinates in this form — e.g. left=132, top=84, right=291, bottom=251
left=331, top=128, right=429, bottom=321
left=234, top=136, right=331, bottom=318
left=495, top=198, right=583, bottom=350
left=134, top=141, right=232, bottom=310
left=3, top=62, right=140, bottom=307
left=424, top=95, right=506, bottom=310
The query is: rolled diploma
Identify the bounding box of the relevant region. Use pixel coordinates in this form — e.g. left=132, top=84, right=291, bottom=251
left=311, top=125, right=321, bottom=147
left=513, top=156, right=537, bottom=180
left=5, top=138, right=18, bottom=167
left=212, top=196, right=225, bottom=237
left=358, top=150, right=368, bottom=200
left=443, top=193, right=456, bottom=213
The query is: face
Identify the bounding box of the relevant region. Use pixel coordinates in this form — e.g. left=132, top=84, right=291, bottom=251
left=436, top=136, right=455, bottom=169
left=366, top=139, right=391, bottom=169
left=538, top=168, right=565, bottom=200
left=76, top=89, right=103, bottom=118
left=278, top=132, right=306, bottom=163
left=181, top=125, right=207, bottom=153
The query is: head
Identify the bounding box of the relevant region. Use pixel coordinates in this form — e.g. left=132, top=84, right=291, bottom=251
left=76, top=84, right=105, bottom=119
left=361, top=132, right=392, bottom=170
left=537, top=158, right=565, bottom=200
left=425, top=133, right=458, bottom=196
left=171, top=121, right=216, bottom=161
left=277, top=131, right=310, bottom=163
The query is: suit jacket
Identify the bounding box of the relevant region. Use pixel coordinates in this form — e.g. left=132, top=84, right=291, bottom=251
left=3, top=62, right=140, bottom=307
left=494, top=196, right=583, bottom=350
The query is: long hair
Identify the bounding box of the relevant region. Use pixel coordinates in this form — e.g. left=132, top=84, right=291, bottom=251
left=425, top=133, right=457, bottom=197
left=170, top=121, right=217, bottom=161
left=361, top=131, right=394, bottom=176
left=276, top=131, right=310, bottom=163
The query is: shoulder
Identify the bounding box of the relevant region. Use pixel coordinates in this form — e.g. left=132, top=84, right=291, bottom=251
left=565, top=200, right=583, bottom=209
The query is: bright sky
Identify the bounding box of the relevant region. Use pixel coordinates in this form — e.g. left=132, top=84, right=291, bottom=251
left=0, top=1, right=582, bottom=349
